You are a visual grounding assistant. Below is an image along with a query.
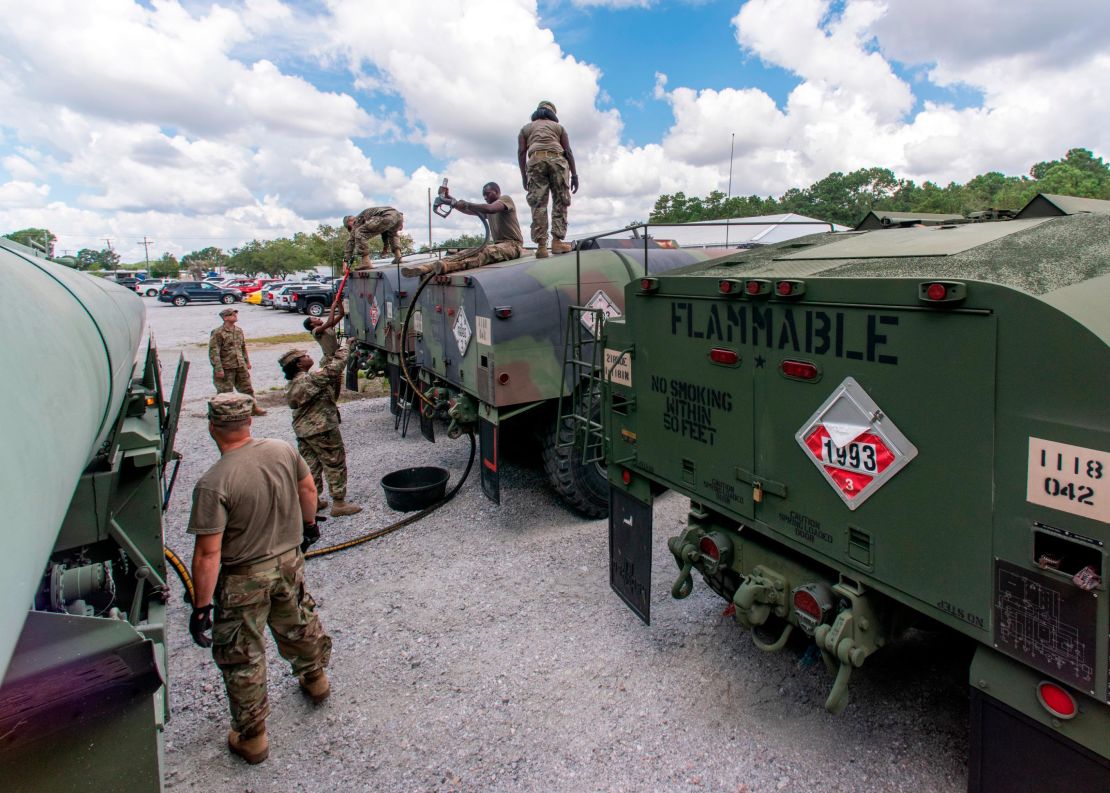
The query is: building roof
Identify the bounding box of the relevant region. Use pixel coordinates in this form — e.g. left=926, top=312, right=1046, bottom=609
left=1015, top=193, right=1110, bottom=219
left=854, top=210, right=965, bottom=230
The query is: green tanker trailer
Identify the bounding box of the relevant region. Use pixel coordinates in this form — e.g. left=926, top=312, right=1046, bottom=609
left=0, top=238, right=186, bottom=791
left=602, top=201, right=1110, bottom=791
left=405, top=245, right=716, bottom=516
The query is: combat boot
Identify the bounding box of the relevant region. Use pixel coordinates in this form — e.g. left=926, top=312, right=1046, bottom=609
left=551, top=238, right=573, bottom=254
left=330, top=500, right=362, bottom=517
left=299, top=669, right=331, bottom=704
left=252, top=404, right=268, bottom=416
left=392, top=250, right=403, bottom=264
left=316, top=498, right=329, bottom=511
left=536, top=244, right=550, bottom=259
left=228, top=726, right=269, bottom=764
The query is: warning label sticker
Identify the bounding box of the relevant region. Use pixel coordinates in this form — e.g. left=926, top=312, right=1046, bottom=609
left=796, top=377, right=917, bottom=510
left=368, top=297, right=380, bottom=328
left=604, top=348, right=632, bottom=387
left=1027, top=437, right=1109, bottom=524
left=453, top=309, right=472, bottom=356
left=476, top=316, right=491, bottom=346
left=580, top=289, right=621, bottom=338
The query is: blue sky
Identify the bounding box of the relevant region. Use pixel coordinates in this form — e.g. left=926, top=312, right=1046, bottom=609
left=0, top=0, right=1105, bottom=260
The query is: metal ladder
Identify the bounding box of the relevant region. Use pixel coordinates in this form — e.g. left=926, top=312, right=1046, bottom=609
left=557, top=306, right=606, bottom=465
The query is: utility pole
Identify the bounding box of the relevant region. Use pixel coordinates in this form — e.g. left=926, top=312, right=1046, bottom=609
left=103, top=238, right=116, bottom=273
left=725, top=132, right=735, bottom=248
left=138, top=237, right=152, bottom=267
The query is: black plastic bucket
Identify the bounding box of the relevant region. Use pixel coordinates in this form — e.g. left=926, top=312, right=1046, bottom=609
left=380, top=466, right=449, bottom=512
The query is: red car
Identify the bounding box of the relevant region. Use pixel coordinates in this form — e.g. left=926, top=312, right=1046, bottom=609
left=234, top=278, right=282, bottom=295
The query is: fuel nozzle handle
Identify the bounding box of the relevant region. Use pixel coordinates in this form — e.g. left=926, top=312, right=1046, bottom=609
left=433, top=177, right=453, bottom=217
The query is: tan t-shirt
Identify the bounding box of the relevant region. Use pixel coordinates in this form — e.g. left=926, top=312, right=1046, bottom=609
left=188, top=438, right=311, bottom=566
left=521, top=119, right=566, bottom=159
left=490, top=195, right=524, bottom=245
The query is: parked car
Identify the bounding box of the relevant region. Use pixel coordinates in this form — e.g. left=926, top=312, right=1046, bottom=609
left=269, top=283, right=315, bottom=310
left=236, top=277, right=282, bottom=295
left=293, top=286, right=338, bottom=316
left=157, top=281, right=242, bottom=306
left=134, top=279, right=169, bottom=296
left=280, top=284, right=329, bottom=312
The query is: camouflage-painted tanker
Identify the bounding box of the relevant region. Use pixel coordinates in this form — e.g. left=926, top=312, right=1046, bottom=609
left=603, top=199, right=1110, bottom=791
left=0, top=238, right=186, bottom=791
left=345, top=261, right=423, bottom=415
left=401, top=245, right=717, bottom=516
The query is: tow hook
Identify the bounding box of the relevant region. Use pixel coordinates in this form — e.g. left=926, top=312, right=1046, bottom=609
left=666, top=538, right=701, bottom=599
left=812, top=589, right=881, bottom=715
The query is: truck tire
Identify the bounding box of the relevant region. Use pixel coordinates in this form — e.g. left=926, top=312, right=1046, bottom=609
left=145, top=288, right=158, bottom=296
left=220, top=294, right=236, bottom=304
left=541, top=410, right=609, bottom=519
left=172, top=296, right=187, bottom=307
left=308, top=301, right=326, bottom=317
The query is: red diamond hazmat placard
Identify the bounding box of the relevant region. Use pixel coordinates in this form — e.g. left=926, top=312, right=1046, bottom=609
left=796, top=378, right=917, bottom=510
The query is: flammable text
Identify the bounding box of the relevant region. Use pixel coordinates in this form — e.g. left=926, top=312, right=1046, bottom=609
left=669, top=301, right=898, bottom=364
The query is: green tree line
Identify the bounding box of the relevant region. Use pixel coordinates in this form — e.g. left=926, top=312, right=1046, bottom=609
left=3, top=224, right=415, bottom=277
left=649, top=148, right=1110, bottom=227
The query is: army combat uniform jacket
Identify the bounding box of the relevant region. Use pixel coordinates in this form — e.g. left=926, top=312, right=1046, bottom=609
left=286, top=346, right=349, bottom=439
left=209, top=325, right=250, bottom=371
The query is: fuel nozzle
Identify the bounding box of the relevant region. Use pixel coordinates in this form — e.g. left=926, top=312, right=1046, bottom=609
left=433, top=178, right=453, bottom=218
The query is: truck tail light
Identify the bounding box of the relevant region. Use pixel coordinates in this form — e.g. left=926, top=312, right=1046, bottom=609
left=926, top=283, right=947, bottom=300
left=792, top=589, right=823, bottom=622
left=640, top=277, right=659, bottom=292
left=781, top=360, right=819, bottom=380
left=719, top=279, right=741, bottom=295
left=709, top=348, right=740, bottom=366
left=745, top=279, right=770, bottom=296
left=776, top=279, right=805, bottom=298
left=698, top=536, right=720, bottom=561
left=1037, top=681, right=1077, bottom=720
left=918, top=281, right=966, bottom=304
left=621, top=468, right=632, bottom=485
left=495, top=306, right=512, bottom=319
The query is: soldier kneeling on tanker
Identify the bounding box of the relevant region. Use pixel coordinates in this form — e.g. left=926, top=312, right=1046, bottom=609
left=280, top=340, right=362, bottom=518
left=344, top=206, right=405, bottom=270
left=187, top=393, right=332, bottom=765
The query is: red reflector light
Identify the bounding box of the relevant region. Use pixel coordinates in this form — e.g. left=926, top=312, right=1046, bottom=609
left=498, top=372, right=510, bottom=385
left=793, top=590, right=823, bottom=621
left=926, top=282, right=947, bottom=301
left=709, top=348, right=739, bottom=365
left=495, top=306, right=512, bottom=318
left=719, top=280, right=732, bottom=294
left=640, top=277, right=658, bottom=292
left=776, top=281, right=793, bottom=296
left=745, top=280, right=761, bottom=295
left=398, top=291, right=408, bottom=298
left=1037, top=682, right=1077, bottom=719
left=781, top=360, right=818, bottom=380
left=698, top=536, right=720, bottom=561
left=621, top=468, right=631, bottom=485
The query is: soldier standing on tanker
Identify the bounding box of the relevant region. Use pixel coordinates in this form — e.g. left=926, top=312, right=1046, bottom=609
left=400, top=182, right=524, bottom=277
left=280, top=341, right=362, bottom=518
left=344, top=206, right=405, bottom=270
left=186, top=393, right=331, bottom=765
left=209, top=307, right=266, bottom=415
left=518, top=100, right=579, bottom=258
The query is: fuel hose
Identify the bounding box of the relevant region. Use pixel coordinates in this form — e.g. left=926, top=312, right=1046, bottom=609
left=163, top=431, right=475, bottom=605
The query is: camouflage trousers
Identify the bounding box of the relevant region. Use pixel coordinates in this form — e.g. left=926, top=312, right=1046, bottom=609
left=213, top=366, right=254, bottom=395
left=348, top=210, right=404, bottom=265
left=526, top=155, right=571, bottom=244
left=400, top=241, right=523, bottom=277
left=297, top=428, right=348, bottom=501
left=212, top=549, right=332, bottom=737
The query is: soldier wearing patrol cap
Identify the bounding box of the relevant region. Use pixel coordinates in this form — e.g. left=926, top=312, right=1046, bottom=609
left=186, top=392, right=332, bottom=765
left=280, top=341, right=361, bottom=518
left=209, top=307, right=266, bottom=415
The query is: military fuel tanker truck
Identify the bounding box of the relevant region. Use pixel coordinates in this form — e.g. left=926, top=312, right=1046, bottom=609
left=0, top=238, right=186, bottom=791
left=390, top=245, right=719, bottom=516
left=602, top=198, right=1110, bottom=791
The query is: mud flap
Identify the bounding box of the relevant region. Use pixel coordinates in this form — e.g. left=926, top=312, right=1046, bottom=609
left=387, top=363, right=401, bottom=416
left=609, top=487, right=652, bottom=624
left=345, top=353, right=359, bottom=392
left=479, top=418, right=499, bottom=505
left=419, top=398, right=436, bottom=443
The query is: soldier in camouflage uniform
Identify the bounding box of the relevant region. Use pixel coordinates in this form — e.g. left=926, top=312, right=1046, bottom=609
left=345, top=207, right=405, bottom=270
left=186, top=393, right=332, bottom=765
left=209, top=307, right=266, bottom=415
left=280, top=343, right=362, bottom=517
left=400, top=182, right=523, bottom=277
left=518, top=100, right=579, bottom=258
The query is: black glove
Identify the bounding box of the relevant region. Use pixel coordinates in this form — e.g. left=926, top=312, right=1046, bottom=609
left=570, top=174, right=579, bottom=194
left=189, top=605, right=213, bottom=648
left=302, top=520, right=322, bottom=553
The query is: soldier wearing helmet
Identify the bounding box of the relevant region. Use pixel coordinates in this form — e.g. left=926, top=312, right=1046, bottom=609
left=343, top=206, right=405, bottom=270
left=518, top=100, right=579, bottom=258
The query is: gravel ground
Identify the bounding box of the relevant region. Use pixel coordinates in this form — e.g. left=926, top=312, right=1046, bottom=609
left=156, top=299, right=968, bottom=793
